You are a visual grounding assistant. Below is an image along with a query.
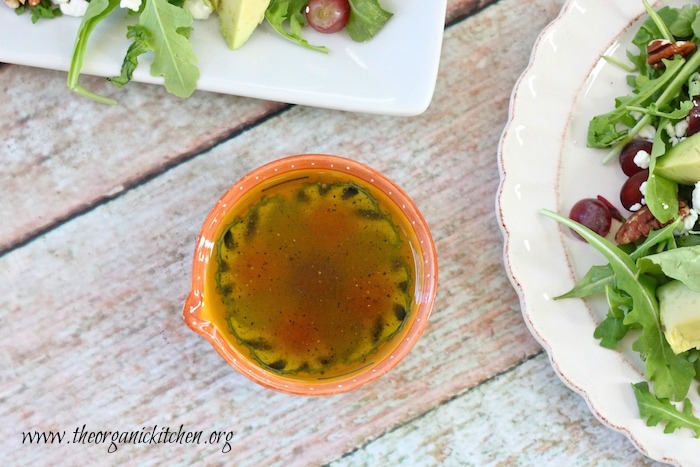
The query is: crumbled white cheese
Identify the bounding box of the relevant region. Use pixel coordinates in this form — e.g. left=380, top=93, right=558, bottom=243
left=50, top=0, right=68, bottom=4
left=184, top=0, right=213, bottom=19
left=664, top=120, right=689, bottom=146
left=674, top=183, right=700, bottom=235
left=633, top=149, right=651, bottom=169
left=693, top=181, right=700, bottom=210
left=120, top=0, right=141, bottom=11
left=638, top=125, right=657, bottom=140
left=676, top=119, right=689, bottom=138
left=639, top=181, right=647, bottom=205
left=630, top=110, right=642, bottom=121
left=666, top=122, right=677, bottom=137
left=629, top=202, right=643, bottom=212
left=683, top=209, right=699, bottom=232
left=60, top=0, right=89, bottom=16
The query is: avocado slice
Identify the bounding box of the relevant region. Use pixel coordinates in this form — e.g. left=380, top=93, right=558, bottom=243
left=655, top=131, right=700, bottom=184
left=214, top=0, right=271, bottom=50
left=658, top=280, right=700, bottom=354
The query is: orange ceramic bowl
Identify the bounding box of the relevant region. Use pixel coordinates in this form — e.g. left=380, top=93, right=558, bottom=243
left=183, top=154, right=437, bottom=395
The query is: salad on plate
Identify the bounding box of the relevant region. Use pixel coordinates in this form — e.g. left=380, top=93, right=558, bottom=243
left=544, top=0, right=700, bottom=437
left=4, top=0, right=392, bottom=102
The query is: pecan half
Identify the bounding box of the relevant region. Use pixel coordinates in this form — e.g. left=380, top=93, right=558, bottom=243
left=647, top=39, right=697, bottom=68
left=615, top=200, right=690, bottom=244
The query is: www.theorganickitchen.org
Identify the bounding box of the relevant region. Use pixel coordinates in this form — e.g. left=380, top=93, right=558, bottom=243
left=22, top=424, right=237, bottom=453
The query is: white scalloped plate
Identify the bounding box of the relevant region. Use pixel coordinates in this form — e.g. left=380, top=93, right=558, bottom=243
left=498, top=0, right=699, bottom=464
left=0, top=0, right=445, bottom=116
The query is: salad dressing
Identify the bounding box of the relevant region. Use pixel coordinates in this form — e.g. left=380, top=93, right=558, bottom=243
left=209, top=170, right=417, bottom=379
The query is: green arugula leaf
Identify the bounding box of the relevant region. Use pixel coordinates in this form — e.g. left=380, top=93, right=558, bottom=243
left=265, top=0, right=329, bottom=53
left=626, top=101, right=693, bottom=119
left=642, top=119, right=679, bottom=223
left=633, top=382, right=700, bottom=437
left=632, top=6, right=678, bottom=52
left=67, top=0, right=121, bottom=105
left=554, top=219, right=681, bottom=351
left=138, top=0, right=200, bottom=98
left=630, top=219, right=681, bottom=260
left=594, top=285, right=632, bottom=349
left=678, top=235, right=700, bottom=247
left=110, top=25, right=151, bottom=87
left=588, top=59, right=685, bottom=149
left=693, top=351, right=700, bottom=384
left=642, top=0, right=674, bottom=43
left=638, top=245, right=700, bottom=292
left=594, top=26, right=700, bottom=161
left=669, top=4, right=699, bottom=38
left=604, top=49, right=700, bottom=163
left=541, top=209, right=695, bottom=401
left=627, top=284, right=694, bottom=403
left=626, top=51, right=647, bottom=78
left=646, top=175, right=679, bottom=224
left=15, top=0, right=63, bottom=23
left=688, top=71, right=700, bottom=97
left=654, top=50, right=700, bottom=110
left=602, top=55, right=637, bottom=74
left=594, top=313, right=629, bottom=349
left=556, top=220, right=679, bottom=300
left=692, top=10, right=700, bottom=39
left=555, top=265, right=613, bottom=299
left=346, top=0, right=392, bottom=42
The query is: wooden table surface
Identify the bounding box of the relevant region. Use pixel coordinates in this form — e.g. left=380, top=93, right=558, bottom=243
left=0, top=0, right=665, bottom=465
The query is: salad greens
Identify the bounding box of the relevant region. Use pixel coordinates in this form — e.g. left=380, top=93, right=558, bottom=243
left=542, top=210, right=695, bottom=402
left=71, top=0, right=199, bottom=100
left=546, top=0, right=700, bottom=438
left=15, top=0, right=62, bottom=23
left=633, top=382, right=700, bottom=436
left=109, top=25, right=152, bottom=88
left=263, top=0, right=391, bottom=52
left=134, top=0, right=199, bottom=98
left=588, top=1, right=700, bottom=161
left=638, top=245, right=700, bottom=291
left=57, top=0, right=392, bottom=102
left=265, top=0, right=329, bottom=53
left=67, top=0, right=121, bottom=105
left=346, top=0, right=392, bottom=42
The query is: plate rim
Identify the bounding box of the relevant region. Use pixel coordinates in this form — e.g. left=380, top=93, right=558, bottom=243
left=496, top=0, right=699, bottom=464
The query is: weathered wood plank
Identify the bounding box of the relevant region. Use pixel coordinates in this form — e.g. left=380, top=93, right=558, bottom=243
left=0, top=0, right=497, bottom=253
left=0, top=67, right=286, bottom=252
left=332, top=354, right=657, bottom=466
left=448, top=0, right=497, bottom=23
left=1, top=0, right=566, bottom=464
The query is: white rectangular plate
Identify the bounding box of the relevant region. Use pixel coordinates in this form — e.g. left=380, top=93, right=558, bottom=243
left=0, top=1, right=446, bottom=115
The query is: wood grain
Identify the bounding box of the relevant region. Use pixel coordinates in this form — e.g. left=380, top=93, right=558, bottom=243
left=333, top=354, right=656, bottom=466
left=0, top=0, right=570, bottom=464
left=0, top=0, right=497, bottom=254
left=2, top=0, right=654, bottom=465
left=0, top=66, right=286, bottom=252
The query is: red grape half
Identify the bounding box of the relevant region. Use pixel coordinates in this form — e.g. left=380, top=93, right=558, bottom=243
left=306, top=0, right=351, bottom=34
left=569, top=198, right=612, bottom=239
